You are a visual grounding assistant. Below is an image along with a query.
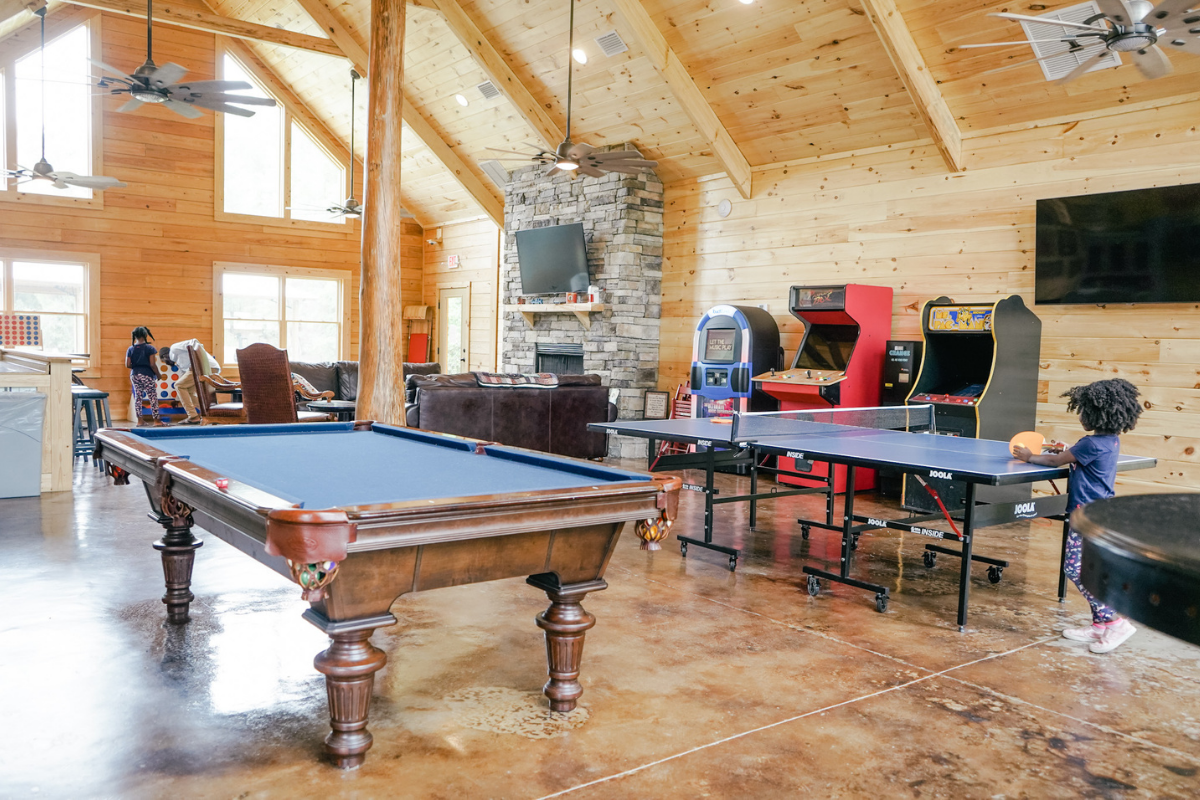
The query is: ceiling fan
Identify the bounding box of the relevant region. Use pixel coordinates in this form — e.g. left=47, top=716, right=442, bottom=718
left=486, top=0, right=657, bottom=178
left=963, top=0, right=1200, bottom=82
left=91, top=0, right=276, bottom=118
left=3, top=8, right=125, bottom=192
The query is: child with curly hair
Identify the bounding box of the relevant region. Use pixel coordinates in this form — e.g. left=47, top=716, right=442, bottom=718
left=126, top=326, right=161, bottom=426
left=1013, top=378, right=1143, bottom=653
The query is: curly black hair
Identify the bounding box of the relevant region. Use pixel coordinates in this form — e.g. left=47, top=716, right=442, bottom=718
left=1061, top=378, right=1142, bottom=434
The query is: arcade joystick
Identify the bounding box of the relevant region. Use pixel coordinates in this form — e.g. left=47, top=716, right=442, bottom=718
left=805, top=370, right=812, bottom=378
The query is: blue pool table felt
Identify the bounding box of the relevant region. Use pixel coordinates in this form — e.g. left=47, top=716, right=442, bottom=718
left=130, top=424, right=649, bottom=509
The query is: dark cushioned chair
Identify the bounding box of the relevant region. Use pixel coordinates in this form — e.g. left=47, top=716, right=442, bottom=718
left=188, top=345, right=245, bottom=424
left=290, top=360, right=441, bottom=404
left=405, top=373, right=616, bottom=460
left=236, top=343, right=333, bottom=424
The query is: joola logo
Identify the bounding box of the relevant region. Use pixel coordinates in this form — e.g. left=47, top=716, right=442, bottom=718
left=929, top=470, right=953, bottom=480
left=697, top=439, right=713, bottom=447
left=682, top=484, right=705, bottom=493
left=867, top=518, right=889, bottom=528
left=913, top=527, right=944, bottom=538
left=1015, top=502, right=1036, bottom=517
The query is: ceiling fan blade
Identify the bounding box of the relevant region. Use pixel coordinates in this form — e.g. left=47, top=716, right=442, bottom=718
left=1131, top=44, right=1173, bottom=79
left=90, top=59, right=133, bottom=80
left=167, top=80, right=252, bottom=93
left=187, top=99, right=255, bottom=117
left=1158, top=29, right=1200, bottom=56
left=1147, top=0, right=1200, bottom=29
left=117, top=97, right=144, bottom=113
left=545, top=164, right=563, bottom=177
left=566, top=142, right=596, bottom=159
left=486, top=147, right=545, bottom=157
left=1057, top=48, right=1113, bottom=84
left=193, top=93, right=276, bottom=107
left=958, top=39, right=1079, bottom=48
left=1094, top=0, right=1139, bottom=24
left=149, top=63, right=189, bottom=88
left=53, top=172, right=126, bottom=189
left=162, top=99, right=205, bottom=119
left=990, top=12, right=1108, bottom=32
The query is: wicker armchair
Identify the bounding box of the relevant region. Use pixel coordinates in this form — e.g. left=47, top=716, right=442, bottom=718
left=235, top=343, right=331, bottom=424
left=188, top=345, right=246, bottom=424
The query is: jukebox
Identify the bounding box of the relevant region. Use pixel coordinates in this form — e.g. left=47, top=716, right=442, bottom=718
left=690, top=304, right=781, bottom=418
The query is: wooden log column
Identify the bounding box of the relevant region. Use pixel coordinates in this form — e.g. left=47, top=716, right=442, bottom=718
left=357, top=0, right=407, bottom=424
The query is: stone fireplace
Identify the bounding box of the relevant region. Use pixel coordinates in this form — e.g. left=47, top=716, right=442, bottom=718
left=535, top=343, right=585, bottom=375
left=501, top=149, right=664, bottom=458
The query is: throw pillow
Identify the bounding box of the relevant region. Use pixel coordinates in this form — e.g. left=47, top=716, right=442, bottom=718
left=292, top=372, right=321, bottom=397
left=475, top=372, right=560, bottom=388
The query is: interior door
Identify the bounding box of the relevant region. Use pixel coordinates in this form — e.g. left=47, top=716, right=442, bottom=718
left=437, top=286, right=470, bottom=374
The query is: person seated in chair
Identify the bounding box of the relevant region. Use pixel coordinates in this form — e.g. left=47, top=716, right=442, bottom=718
left=160, top=339, right=221, bottom=425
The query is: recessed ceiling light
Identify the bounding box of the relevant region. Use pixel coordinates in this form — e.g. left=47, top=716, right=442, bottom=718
left=572, top=48, right=587, bottom=64
left=455, top=94, right=468, bottom=106
left=738, top=0, right=755, bottom=5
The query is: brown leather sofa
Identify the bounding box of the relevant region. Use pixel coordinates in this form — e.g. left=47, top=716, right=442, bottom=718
left=290, top=361, right=441, bottom=403
left=405, top=373, right=616, bottom=459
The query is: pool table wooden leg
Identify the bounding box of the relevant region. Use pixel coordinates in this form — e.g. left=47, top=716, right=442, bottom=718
left=311, top=615, right=391, bottom=770
left=147, top=478, right=202, bottom=624
left=527, top=575, right=607, bottom=713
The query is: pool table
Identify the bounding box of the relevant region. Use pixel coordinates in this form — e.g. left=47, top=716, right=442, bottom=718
left=94, top=421, right=680, bottom=769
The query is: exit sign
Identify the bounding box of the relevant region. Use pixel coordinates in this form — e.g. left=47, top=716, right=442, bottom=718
left=447, top=254, right=460, bottom=269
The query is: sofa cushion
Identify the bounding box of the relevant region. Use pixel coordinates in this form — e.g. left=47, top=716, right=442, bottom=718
left=336, top=361, right=359, bottom=401
left=403, top=361, right=441, bottom=402
left=290, top=361, right=338, bottom=396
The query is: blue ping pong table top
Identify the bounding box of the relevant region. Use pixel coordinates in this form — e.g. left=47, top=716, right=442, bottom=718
left=589, top=417, right=1157, bottom=486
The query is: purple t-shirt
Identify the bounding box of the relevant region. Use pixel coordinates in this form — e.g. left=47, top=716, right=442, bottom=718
left=127, top=343, right=158, bottom=379
left=1067, top=433, right=1120, bottom=513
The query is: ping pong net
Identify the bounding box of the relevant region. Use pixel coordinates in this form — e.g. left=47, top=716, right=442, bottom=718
left=728, top=404, right=936, bottom=441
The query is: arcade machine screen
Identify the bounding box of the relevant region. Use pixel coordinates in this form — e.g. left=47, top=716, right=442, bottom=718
left=704, top=329, right=738, bottom=364
left=794, top=326, right=857, bottom=372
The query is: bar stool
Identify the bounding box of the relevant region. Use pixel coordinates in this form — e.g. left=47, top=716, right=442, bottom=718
left=72, top=386, right=112, bottom=468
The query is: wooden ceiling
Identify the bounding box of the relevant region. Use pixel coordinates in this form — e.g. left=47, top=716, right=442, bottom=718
left=7, top=0, right=1200, bottom=227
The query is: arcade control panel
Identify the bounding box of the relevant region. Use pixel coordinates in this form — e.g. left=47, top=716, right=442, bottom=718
left=911, top=383, right=986, bottom=407
left=753, top=368, right=847, bottom=386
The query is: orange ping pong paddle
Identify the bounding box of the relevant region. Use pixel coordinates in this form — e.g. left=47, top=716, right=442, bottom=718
left=1010, top=431, right=1044, bottom=457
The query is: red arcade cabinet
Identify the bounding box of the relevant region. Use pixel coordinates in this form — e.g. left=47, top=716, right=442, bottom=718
left=754, top=284, right=893, bottom=492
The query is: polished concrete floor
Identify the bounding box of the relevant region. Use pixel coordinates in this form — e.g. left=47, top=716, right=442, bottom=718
left=2, top=462, right=1200, bottom=798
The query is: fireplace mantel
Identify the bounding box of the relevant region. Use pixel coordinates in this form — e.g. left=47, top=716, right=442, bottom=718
left=502, top=302, right=607, bottom=330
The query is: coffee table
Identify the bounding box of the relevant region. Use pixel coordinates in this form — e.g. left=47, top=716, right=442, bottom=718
left=307, top=400, right=356, bottom=421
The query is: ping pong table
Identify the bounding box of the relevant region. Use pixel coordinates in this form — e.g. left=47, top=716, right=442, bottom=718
left=590, top=407, right=1157, bottom=629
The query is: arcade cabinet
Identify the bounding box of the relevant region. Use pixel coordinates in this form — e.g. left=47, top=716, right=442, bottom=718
left=903, top=295, right=1042, bottom=512
left=690, top=305, right=780, bottom=418
left=754, top=284, right=893, bottom=492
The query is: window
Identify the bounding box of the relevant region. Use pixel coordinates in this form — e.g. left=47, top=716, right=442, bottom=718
left=219, top=53, right=347, bottom=225
left=213, top=263, right=351, bottom=367
left=1, top=20, right=100, bottom=203
left=0, top=252, right=100, bottom=364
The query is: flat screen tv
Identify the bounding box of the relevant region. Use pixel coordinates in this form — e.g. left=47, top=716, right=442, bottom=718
left=1035, top=184, right=1200, bottom=304
left=515, top=222, right=590, bottom=294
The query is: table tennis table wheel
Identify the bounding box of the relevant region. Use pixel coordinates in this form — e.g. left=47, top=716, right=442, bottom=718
left=800, top=524, right=810, bottom=540
left=850, top=535, right=859, bottom=551
left=923, top=551, right=937, bottom=569
left=875, top=593, right=889, bottom=613
left=987, top=565, right=1004, bottom=584
left=728, top=555, right=738, bottom=571
left=806, top=575, right=821, bottom=597
left=680, top=541, right=688, bottom=557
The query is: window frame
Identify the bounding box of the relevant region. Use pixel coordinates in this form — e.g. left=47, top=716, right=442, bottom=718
left=212, top=261, right=352, bottom=372
left=0, top=248, right=101, bottom=373
left=214, top=45, right=353, bottom=231
left=0, top=14, right=106, bottom=210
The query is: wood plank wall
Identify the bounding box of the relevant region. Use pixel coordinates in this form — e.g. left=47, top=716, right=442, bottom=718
left=0, top=13, right=425, bottom=418
left=422, top=218, right=500, bottom=372
left=661, top=102, right=1200, bottom=495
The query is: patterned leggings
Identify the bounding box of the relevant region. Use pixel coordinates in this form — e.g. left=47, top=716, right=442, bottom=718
left=1064, top=528, right=1116, bottom=624
left=130, top=373, right=160, bottom=422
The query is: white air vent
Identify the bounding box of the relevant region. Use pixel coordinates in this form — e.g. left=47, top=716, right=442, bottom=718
left=595, top=30, right=628, bottom=57
left=1020, top=1, right=1121, bottom=81
left=476, top=80, right=500, bottom=100
left=480, top=159, right=510, bottom=188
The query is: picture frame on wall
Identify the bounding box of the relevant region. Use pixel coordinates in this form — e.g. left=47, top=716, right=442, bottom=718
left=644, top=390, right=670, bottom=420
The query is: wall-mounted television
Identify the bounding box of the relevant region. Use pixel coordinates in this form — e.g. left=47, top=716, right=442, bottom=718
left=515, top=222, right=590, bottom=294
left=1035, top=184, right=1200, bottom=305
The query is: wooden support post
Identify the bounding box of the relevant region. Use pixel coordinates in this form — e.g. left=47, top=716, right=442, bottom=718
left=357, top=0, right=407, bottom=425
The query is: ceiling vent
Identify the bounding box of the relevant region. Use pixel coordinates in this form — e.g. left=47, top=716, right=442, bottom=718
left=595, top=30, right=628, bottom=57
left=1020, top=1, right=1121, bottom=81
left=476, top=80, right=500, bottom=101
left=480, top=159, right=510, bottom=188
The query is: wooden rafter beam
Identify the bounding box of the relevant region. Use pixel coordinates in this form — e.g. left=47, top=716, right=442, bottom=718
left=0, top=0, right=46, bottom=27
left=861, top=0, right=963, bottom=173
left=63, top=0, right=344, bottom=57
left=423, top=0, right=562, bottom=149
left=608, top=0, right=751, bottom=199
left=292, top=0, right=503, bottom=226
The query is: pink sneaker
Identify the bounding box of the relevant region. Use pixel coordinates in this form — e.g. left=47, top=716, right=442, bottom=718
left=1089, top=619, right=1137, bottom=654
left=1062, top=624, right=1105, bottom=642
